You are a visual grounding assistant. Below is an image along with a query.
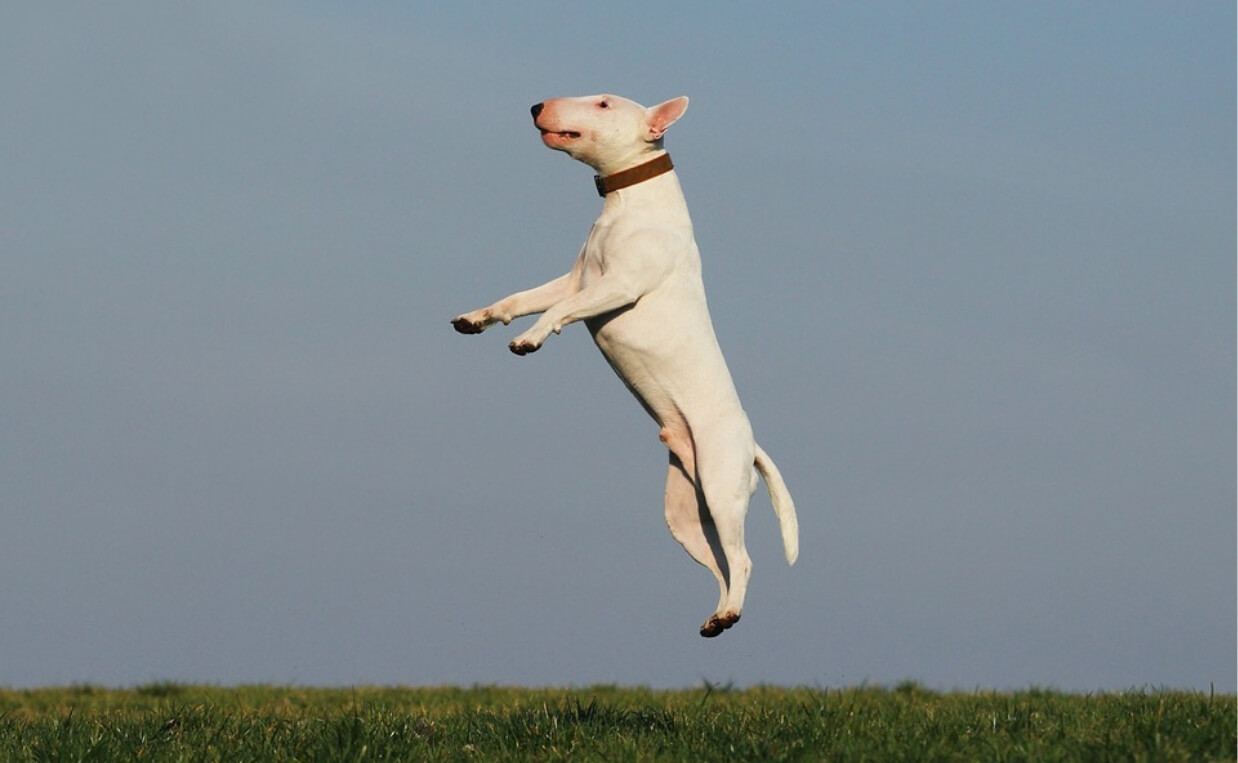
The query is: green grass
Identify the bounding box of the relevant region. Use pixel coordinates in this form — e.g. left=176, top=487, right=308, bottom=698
left=0, top=682, right=1232, bottom=761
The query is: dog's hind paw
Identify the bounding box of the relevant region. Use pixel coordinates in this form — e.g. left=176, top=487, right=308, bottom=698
left=699, top=611, right=740, bottom=638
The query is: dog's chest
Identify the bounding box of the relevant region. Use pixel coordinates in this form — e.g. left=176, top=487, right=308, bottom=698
left=578, top=201, right=688, bottom=281
left=579, top=216, right=621, bottom=282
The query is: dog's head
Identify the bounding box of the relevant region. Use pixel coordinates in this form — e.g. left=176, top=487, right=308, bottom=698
left=531, top=94, right=688, bottom=175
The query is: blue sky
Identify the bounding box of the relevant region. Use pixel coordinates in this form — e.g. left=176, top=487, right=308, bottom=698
left=1, top=2, right=1233, bottom=691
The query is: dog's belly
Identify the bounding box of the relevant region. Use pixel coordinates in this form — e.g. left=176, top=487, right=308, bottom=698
left=586, top=285, right=744, bottom=432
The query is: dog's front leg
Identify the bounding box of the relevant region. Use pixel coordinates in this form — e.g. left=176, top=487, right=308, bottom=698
left=451, top=271, right=577, bottom=335
left=508, top=274, right=647, bottom=355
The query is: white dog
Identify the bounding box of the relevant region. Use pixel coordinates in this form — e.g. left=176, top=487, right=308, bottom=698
left=452, top=94, right=797, bottom=636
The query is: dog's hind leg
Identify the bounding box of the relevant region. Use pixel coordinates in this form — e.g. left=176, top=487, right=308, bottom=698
left=663, top=448, right=731, bottom=634
left=693, top=423, right=756, bottom=637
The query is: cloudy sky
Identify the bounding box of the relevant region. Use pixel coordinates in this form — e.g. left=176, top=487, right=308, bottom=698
left=1, top=2, right=1233, bottom=692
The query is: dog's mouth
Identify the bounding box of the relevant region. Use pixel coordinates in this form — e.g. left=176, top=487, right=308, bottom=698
left=539, top=127, right=582, bottom=139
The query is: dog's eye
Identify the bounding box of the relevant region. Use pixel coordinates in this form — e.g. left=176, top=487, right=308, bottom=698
left=598, top=100, right=609, bottom=109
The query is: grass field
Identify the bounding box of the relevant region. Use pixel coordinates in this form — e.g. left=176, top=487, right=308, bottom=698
left=0, top=682, right=1232, bottom=761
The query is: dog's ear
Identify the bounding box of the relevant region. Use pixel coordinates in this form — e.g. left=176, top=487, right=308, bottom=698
left=646, top=96, right=689, bottom=140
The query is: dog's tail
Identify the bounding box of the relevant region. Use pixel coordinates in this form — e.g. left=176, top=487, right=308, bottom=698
left=754, top=444, right=798, bottom=565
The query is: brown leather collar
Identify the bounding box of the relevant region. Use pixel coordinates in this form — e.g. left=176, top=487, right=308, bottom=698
left=594, top=153, right=674, bottom=197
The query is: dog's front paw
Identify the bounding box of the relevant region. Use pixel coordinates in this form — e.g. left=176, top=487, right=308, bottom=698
left=508, top=336, right=542, bottom=355
left=451, top=311, right=492, bottom=334
left=509, top=325, right=549, bottom=355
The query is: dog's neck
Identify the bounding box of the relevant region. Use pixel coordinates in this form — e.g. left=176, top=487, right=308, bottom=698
left=593, top=153, right=674, bottom=197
